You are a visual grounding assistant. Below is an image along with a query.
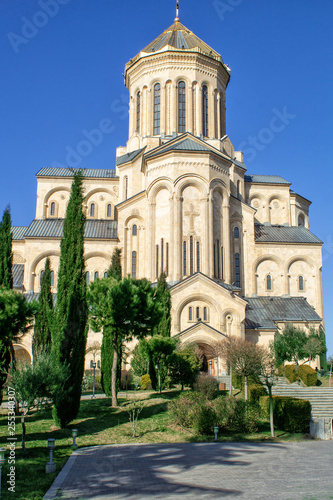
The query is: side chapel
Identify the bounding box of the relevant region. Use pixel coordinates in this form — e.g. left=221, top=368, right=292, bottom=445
left=11, top=8, right=324, bottom=372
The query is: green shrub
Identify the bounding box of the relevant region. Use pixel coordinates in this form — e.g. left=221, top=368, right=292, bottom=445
left=194, top=405, right=216, bottom=435
left=140, top=374, right=152, bottom=390
left=259, top=395, right=311, bottom=433
left=213, top=396, right=259, bottom=433
left=298, top=364, right=317, bottom=386
left=169, top=392, right=206, bottom=428
left=284, top=364, right=299, bottom=383
left=194, top=373, right=219, bottom=399
left=249, top=384, right=266, bottom=403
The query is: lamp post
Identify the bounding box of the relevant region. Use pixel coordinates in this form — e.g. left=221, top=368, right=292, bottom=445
left=214, top=426, right=219, bottom=442
left=72, top=429, right=78, bottom=449
left=91, top=361, right=97, bottom=399
left=0, top=448, right=5, bottom=498
left=46, top=439, right=56, bottom=474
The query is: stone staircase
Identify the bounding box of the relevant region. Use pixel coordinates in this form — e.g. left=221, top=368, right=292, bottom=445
left=272, top=378, right=333, bottom=418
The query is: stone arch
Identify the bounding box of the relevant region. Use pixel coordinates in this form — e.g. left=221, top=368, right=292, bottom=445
left=298, top=212, right=305, bottom=226
left=254, top=255, right=283, bottom=296
left=13, top=344, right=32, bottom=364
left=124, top=214, right=145, bottom=227
left=29, top=251, right=60, bottom=291
left=84, top=188, right=115, bottom=203
left=43, top=187, right=71, bottom=216
left=175, top=293, right=222, bottom=333
left=175, top=174, right=207, bottom=198
left=147, top=177, right=173, bottom=201
left=254, top=254, right=282, bottom=273
left=84, top=251, right=112, bottom=262
left=210, top=178, right=229, bottom=206
left=286, top=255, right=314, bottom=274
left=268, top=193, right=286, bottom=204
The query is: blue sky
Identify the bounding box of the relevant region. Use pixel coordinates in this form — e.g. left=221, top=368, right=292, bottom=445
left=1, top=0, right=332, bottom=357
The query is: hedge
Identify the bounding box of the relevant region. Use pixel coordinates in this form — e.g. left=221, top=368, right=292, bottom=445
left=284, top=364, right=299, bottom=383
left=298, top=365, right=317, bottom=386
left=249, top=384, right=267, bottom=403
left=259, top=395, right=311, bottom=433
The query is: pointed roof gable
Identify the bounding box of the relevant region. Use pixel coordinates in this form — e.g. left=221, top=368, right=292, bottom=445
left=144, top=133, right=232, bottom=163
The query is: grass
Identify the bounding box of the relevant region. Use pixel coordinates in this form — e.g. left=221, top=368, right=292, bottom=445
left=0, top=389, right=311, bottom=500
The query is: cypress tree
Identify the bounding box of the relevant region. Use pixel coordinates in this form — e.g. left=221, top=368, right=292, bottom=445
left=33, top=257, right=53, bottom=358
left=101, top=248, right=122, bottom=396
left=52, top=171, right=88, bottom=428
left=153, top=272, right=171, bottom=337
left=107, top=247, right=122, bottom=280
left=0, top=206, right=13, bottom=289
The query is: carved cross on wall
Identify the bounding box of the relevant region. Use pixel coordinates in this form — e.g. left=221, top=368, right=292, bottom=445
left=184, top=203, right=200, bottom=232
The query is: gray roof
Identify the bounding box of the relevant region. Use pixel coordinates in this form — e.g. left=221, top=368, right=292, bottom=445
left=11, top=226, right=27, bottom=240
left=25, top=219, right=118, bottom=240
left=116, top=148, right=145, bottom=166
left=169, top=272, right=241, bottom=292
left=36, top=168, right=117, bottom=178
left=244, top=175, right=290, bottom=185
left=254, top=225, right=322, bottom=244
left=24, top=292, right=57, bottom=304
left=145, top=136, right=228, bottom=160
left=245, top=297, right=322, bottom=330
left=13, top=264, right=24, bottom=288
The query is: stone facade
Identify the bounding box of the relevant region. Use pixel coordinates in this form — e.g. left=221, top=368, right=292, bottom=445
left=12, top=17, right=324, bottom=373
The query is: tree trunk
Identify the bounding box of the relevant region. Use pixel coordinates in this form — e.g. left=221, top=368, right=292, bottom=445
left=229, top=365, right=232, bottom=396
left=21, top=414, right=26, bottom=458
left=244, top=375, right=248, bottom=401
left=111, top=346, right=118, bottom=407
left=268, top=385, right=274, bottom=438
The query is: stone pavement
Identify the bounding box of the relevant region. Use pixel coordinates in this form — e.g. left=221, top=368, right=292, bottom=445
left=44, top=441, right=333, bottom=500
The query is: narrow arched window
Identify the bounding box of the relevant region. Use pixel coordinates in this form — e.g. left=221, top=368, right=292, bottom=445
left=190, top=236, right=194, bottom=275
left=202, top=85, right=208, bottom=136
left=156, top=245, right=159, bottom=278
left=189, top=307, right=193, bottom=321
left=266, top=274, right=272, bottom=291
left=40, top=270, right=44, bottom=286
left=203, top=307, right=208, bottom=322
left=86, top=272, right=90, bottom=285
left=161, top=238, right=164, bottom=273
left=196, top=306, right=200, bottom=320
left=50, top=202, right=55, bottom=216
left=178, top=81, right=186, bottom=133
left=153, top=83, right=161, bottom=135
left=104, top=271, right=108, bottom=278
left=235, top=253, right=240, bottom=287
left=124, top=176, right=128, bottom=200
left=132, top=251, right=137, bottom=278
left=183, top=241, right=187, bottom=276
left=132, top=224, right=137, bottom=236
left=107, top=204, right=112, bottom=218
left=136, top=91, right=141, bottom=133
left=197, top=242, right=200, bottom=272
left=299, top=275, right=304, bottom=291
left=298, top=214, right=305, bottom=227
left=94, top=271, right=99, bottom=281
left=234, top=227, right=239, bottom=239
left=50, top=271, right=54, bottom=287
left=90, top=203, right=95, bottom=217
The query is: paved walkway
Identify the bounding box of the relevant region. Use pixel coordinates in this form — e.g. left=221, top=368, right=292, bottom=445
left=44, top=441, right=333, bottom=499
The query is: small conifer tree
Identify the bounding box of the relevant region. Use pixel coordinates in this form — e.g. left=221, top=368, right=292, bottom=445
left=52, top=171, right=88, bottom=428
left=101, top=248, right=122, bottom=396
left=33, top=257, right=53, bottom=358
left=153, top=272, right=171, bottom=337
left=0, top=206, right=13, bottom=289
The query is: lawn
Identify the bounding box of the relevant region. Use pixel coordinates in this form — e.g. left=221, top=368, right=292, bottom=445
left=0, top=390, right=309, bottom=500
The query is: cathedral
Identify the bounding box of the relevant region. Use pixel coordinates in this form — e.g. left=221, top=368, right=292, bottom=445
left=12, top=10, right=324, bottom=373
